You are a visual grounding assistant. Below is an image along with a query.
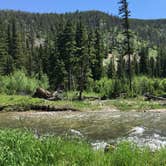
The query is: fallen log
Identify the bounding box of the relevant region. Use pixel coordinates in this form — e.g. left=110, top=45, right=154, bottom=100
left=33, top=87, right=52, bottom=99
left=144, top=94, right=166, bottom=101
left=33, top=88, right=64, bottom=100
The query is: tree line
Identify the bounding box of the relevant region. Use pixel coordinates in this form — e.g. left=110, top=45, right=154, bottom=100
left=0, top=10, right=166, bottom=98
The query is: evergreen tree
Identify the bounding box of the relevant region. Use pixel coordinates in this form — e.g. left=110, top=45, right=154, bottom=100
left=91, top=29, right=104, bottom=80
left=117, top=54, right=125, bottom=79
left=107, top=57, right=116, bottom=78
left=75, top=21, right=89, bottom=100
left=10, top=19, right=23, bottom=69
left=119, top=0, right=133, bottom=90
left=88, top=30, right=96, bottom=78
left=26, top=38, right=33, bottom=76
left=35, top=45, right=44, bottom=80
left=0, top=23, right=9, bottom=75
left=42, top=38, right=52, bottom=75
left=59, top=20, right=76, bottom=90
left=48, top=36, right=67, bottom=90
left=139, top=47, right=149, bottom=75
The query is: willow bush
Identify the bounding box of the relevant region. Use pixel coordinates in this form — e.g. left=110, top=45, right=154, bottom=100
left=0, top=70, right=49, bottom=95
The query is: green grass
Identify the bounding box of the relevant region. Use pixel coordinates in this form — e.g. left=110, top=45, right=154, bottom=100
left=106, top=97, right=166, bottom=111
left=0, top=94, right=165, bottom=112
left=0, top=129, right=165, bottom=166
left=0, top=94, right=100, bottom=111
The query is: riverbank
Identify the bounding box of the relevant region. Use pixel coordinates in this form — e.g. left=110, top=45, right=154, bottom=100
left=0, top=94, right=166, bottom=112
left=0, top=129, right=165, bottom=166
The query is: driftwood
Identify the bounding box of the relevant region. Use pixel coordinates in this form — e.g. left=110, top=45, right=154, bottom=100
left=33, top=88, right=63, bottom=100
left=144, top=94, right=166, bottom=101
left=33, top=88, right=52, bottom=99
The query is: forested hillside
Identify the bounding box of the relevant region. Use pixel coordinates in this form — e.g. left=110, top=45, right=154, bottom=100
left=0, top=10, right=166, bottom=98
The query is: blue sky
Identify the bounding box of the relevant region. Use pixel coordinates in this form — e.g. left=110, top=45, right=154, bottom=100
left=0, top=0, right=165, bottom=19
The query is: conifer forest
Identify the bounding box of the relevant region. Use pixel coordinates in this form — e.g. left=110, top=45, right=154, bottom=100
left=0, top=1, right=166, bottom=165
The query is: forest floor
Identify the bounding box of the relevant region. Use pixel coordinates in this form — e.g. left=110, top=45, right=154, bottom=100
left=0, top=94, right=166, bottom=112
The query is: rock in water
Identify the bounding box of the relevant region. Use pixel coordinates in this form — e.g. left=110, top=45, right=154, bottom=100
left=104, top=144, right=116, bottom=153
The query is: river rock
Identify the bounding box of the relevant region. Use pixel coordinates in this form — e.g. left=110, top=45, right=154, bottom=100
left=104, top=144, right=116, bottom=153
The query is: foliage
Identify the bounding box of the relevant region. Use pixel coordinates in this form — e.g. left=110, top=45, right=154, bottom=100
left=0, top=70, right=49, bottom=95
left=90, top=76, right=166, bottom=99
left=0, top=10, right=166, bottom=96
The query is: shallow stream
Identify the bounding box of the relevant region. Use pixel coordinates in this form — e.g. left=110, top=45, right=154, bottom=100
left=0, top=110, right=166, bottom=150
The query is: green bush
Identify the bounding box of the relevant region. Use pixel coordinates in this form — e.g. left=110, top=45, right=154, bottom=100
left=160, top=79, right=166, bottom=92
left=0, top=70, right=49, bottom=95
left=92, top=77, right=129, bottom=98
left=133, top=76, right=154, bottom=95
left=90, top=76, right=166, bottom=99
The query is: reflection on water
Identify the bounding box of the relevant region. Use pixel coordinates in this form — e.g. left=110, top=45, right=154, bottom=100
left=0, top=110, right=166, bottom=150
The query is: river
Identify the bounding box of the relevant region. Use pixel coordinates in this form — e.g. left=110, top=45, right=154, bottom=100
left=0, top=110, right=166, bottom=150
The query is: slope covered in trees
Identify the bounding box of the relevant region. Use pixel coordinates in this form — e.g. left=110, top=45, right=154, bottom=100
left=0, top=10, right=166, bottom=98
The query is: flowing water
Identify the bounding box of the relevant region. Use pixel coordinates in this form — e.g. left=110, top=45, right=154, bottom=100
left=0, top=110, right=166, bottom=150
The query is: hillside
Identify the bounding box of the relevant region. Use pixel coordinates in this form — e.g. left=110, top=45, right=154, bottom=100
left=0, top=10, right=165, bottom=45
left=0, top=10, right=166, bottom=96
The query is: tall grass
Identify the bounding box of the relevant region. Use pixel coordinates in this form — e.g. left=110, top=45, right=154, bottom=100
left=0, top=129, right=165, bottom=166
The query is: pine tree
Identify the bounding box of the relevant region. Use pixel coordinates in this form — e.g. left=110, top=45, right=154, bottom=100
left=48, top=36, right=67, bottom=90
left=75, top=21, right=89, bottom=100
left=91, top=29, right=104, bottom=80
left=107, top=57, right=116, bottom=79
left=10, top=19, right=23, bottom=70
left=42, top=37, right=52, bottom=75
left=139, top=47, right=149, bottom=75
left=59, top=20, right=76, bottom=90
left=34, top=45, right=43, bottom=80
left=26, top=38, right=33, bottom=76
left=0, top=23, right=9, bottom=75
left=6, top=24, right=14, bottom=74
left=117, top=54, right=125, bottom=79
left=88, top=30, right=96, bottom=78
left=119, top=0, right=133, bottom=90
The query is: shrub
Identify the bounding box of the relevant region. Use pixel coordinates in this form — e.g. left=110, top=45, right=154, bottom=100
left=90, top=76, right=166, bottom=99
left=0, top=70, right=49, bottom=95
left=92, top=78, right=128, bottom=99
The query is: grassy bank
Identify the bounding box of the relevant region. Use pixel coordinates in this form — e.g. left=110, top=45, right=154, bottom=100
left=105, top=97, right=166, bottom=111
left=0, top=94, right=100, bottom=111
left=0, top=94, right=166, bottom=112
left=0, top=129, right=165, bottom=166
